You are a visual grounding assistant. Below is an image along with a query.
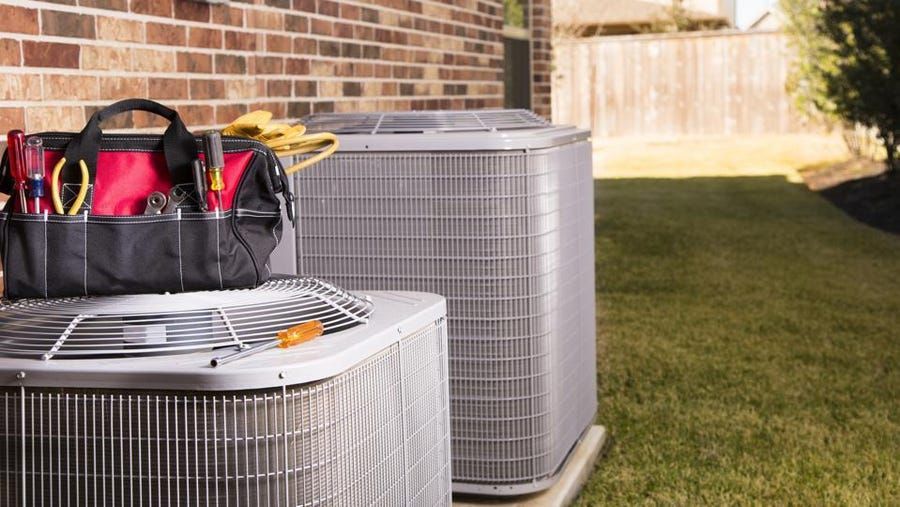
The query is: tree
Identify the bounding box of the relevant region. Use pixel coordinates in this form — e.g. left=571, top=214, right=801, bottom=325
left=783, top=0, right=900, bottom=174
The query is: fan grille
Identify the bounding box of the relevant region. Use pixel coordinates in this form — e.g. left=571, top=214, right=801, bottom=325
left=0, top=277, right=373, bottom=360
left=302, top=109, right=548, bottom=135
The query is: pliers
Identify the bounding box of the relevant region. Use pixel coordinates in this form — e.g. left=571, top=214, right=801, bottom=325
left=50, top=157, right=90, bottom=215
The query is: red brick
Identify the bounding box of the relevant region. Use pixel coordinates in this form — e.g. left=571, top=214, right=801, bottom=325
left=216, top=104, right=248, bottom=124
left=44, top=74, right=99, bottom=100
left=225, top=31, right=259, bottom=52
left=23, top=41, right=80, bottom=69
left=215, top=54, right=246, bottom=74
left=147, top=22, right=186, bottom=46
left=27, top=106, right=84, bottom=132
left=149, top=78, right=188, bottom=100
left=132, top=0, right=172, bottom=17
left=285, top=14, right=308, bottom=33
left=211, top=5, right=243, bottom=26
left=0, top=6, right=38, bottom=35
left=318, top=0, right=339, bottom=17
left=287, top=101, right=311, bottom=119
left=247, top=10, right=283, bottom=30
left=266, top=34, right=292, bottom=54
left=81, top=46, right=130, bottom=70
left=0, top=75, right=41, bottom=101
left=174, top=1, right=209, bottom=22
left=293, top=37, right=316, bottom=54
left=41, top=10, right=95, bottom=39
left=177, top=52, right=212, bottom=73
left=255, top=56, right=283, bottom=75
left=0, top=39, right=20, bottom=66
left=132, top=111, right=169, bottom=129
left=285, top=58, right=309, bottom=75
left=178, top=105, right=215, bottom=127
left=188, top=27, right=222, bottom=49
left=293, top=0, right=315, bottom=12
left=294, top=80, right=316, bottom=96
left=101, top=76, right=146, bottom=100
left=80, top=0, right=128, bottom=11
left=97, top=17, right=143, bottom=42
left=311, top=19, right=332, bottom=35
left=0, top=108, right=25, bottom=133
left=342, top=4, right=360, bottom=20
left=190, top=79, right=225, bottom=100
left=267, top=79, right=292, bottom=97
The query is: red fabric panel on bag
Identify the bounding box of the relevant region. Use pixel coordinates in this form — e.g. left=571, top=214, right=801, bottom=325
left=39, top=149, right=255, bottom=215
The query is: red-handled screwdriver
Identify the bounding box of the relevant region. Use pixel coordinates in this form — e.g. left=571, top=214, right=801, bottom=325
left=6, top=130, right=28, bottom=213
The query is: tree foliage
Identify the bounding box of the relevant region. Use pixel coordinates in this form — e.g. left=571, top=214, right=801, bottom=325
left=783, top=0, right=900, bottom=172
left=504, top=0, right=526, bottom=28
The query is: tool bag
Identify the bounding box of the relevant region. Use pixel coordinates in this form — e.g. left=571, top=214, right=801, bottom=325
left=0, top=99, right=294, bottom=299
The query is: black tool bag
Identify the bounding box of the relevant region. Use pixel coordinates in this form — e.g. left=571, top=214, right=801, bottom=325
left=0, top=99, right=294, bottom=299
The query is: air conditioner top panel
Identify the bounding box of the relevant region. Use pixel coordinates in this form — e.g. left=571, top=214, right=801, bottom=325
left=0, top=291, right=446, bottom=392
left=302, top=110, right=591, bottom=151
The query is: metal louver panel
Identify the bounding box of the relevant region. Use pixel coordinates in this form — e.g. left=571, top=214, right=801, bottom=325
left=0, top=318, right=451, bottom=506
left=289, top=113, right=596, bottom=496
left=302, top=109, right=547, bottom=135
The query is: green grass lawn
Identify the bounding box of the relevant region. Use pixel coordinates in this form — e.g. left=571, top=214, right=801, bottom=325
left=578, top=177, right=900, bottom=505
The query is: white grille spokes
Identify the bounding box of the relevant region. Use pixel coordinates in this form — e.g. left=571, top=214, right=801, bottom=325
left=0, top=277, right=373, bottom=360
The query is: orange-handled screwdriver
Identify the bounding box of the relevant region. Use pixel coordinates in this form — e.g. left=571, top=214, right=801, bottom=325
left=210, top=320, right=324, bottom=367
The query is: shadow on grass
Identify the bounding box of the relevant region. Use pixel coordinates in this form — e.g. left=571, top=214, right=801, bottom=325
left=818, top=173, right=900, bottom=235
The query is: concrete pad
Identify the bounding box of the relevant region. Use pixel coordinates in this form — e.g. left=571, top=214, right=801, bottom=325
left=453, top=425, right=608, bottom=507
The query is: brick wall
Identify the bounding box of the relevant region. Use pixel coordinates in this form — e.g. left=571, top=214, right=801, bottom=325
left=0, top=0, right=552, bottom=133
left=530, top=0, right=551, bottom=118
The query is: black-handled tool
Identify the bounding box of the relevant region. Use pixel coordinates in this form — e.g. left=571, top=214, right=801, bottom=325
left=191, top=159, right=208, bottom=212
left=202, top=131, right=225, bottom=211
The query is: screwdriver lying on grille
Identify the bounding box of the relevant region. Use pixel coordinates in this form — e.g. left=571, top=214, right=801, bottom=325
left=203, top=130, right=225, bottom=212
left=210, top=320, right=324, bottom=368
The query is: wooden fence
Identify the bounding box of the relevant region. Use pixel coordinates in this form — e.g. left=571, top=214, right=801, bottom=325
left=553, top=30, right=808, bottom=138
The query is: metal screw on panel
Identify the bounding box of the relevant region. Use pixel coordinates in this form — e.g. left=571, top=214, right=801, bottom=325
left=278, top=372, right=286, bottom=379
left=15, top=371, right=26, bottom=380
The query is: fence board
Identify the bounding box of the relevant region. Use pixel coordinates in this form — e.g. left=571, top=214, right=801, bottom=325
left=553, top=30, right=804, bottom=138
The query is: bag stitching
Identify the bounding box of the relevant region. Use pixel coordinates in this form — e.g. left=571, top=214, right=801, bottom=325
left=43, top=212, right=48, bottom=298
left=177, top=209, right=184, bottom=292
left=216, top=216, right=223, bottom=290
left=8, top=214, right=231, bottom=224
left=83, top=211, right=88, bottom=296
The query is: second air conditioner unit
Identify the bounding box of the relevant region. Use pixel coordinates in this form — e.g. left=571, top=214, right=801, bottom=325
left=275, top=110, right=597, bottom=496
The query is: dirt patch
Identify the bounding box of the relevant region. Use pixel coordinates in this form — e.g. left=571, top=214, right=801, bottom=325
left=801, top=158, right=900, bottom=234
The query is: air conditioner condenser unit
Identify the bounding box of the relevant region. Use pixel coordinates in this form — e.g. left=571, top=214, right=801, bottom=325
left=277, top=110, right=598, bottom=496
left=0, top=277, right=452, bottom=506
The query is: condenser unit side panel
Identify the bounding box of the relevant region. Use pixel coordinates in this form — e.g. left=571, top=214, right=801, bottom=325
left=0, top=313, right=451, bottom=506
left=292, top=137, right=597, bottom=494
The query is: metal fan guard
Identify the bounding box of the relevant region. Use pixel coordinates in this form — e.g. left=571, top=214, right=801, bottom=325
left=0, top=277, right=373, bottom=360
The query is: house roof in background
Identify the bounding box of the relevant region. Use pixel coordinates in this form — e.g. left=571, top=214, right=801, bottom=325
left=555, top=0, right=727, bottom=28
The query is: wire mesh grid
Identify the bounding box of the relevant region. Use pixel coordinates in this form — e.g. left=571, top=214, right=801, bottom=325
left=292, top=141, right=597, bottom=491
left=301, top=110, right=548, bottom=135
left=0, top=320, right=451, bottom=506
left=0, top=277, right=373, bottom=360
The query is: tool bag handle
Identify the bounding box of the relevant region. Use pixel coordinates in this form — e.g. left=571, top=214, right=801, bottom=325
left=60, top=99, right=197, bottom=186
